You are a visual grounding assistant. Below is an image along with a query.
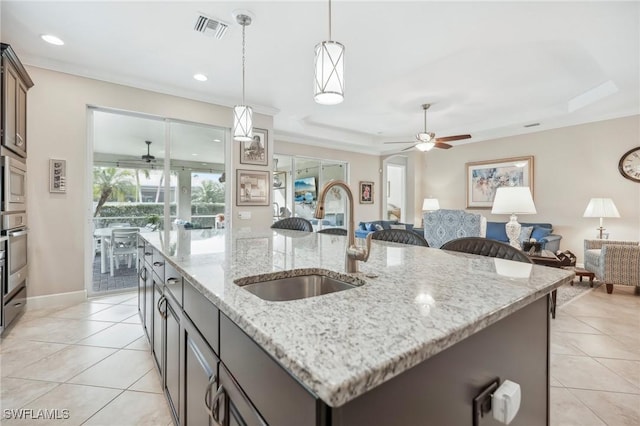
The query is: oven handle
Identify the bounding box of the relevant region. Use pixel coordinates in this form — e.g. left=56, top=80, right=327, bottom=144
left=7, top=229, right=28, bottom=237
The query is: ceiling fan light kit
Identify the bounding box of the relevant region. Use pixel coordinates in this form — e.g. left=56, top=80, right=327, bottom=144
left=314, top=0, right=344, bottom=105
left=233, top=12, right=253, bottom=142
left=383, top=103, right=471, bottom=152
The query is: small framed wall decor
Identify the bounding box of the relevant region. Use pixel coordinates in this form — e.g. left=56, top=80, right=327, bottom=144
left=236, top=169, right=270, bottom=206
left=359, top=181, right=374, bottom=204
left=239, top=128, right=268, bottom=166
left=49, top=159, right=67, bottom=193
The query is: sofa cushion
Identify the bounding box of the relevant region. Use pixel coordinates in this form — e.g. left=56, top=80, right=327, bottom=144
left=486, top=222, right=509, bottom=242
left=519, top=226, right=534, bottom=243
left=531, top=226, right=552, bottom=241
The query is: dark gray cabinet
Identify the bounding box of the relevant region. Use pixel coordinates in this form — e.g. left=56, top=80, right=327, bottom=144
left=183, top=313, right=218, bottom=426
left=217, top=363, right=266, bottom=426
left=1, top=43, right=32, bottom=158
left=152, top=279, right=163, bottom=371
left=165, top=293, right=181, bottom=423
left=143, top=248, right=153, bottom=341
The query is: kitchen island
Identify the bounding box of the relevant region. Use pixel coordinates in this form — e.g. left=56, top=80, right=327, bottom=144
left=139, top=227, right=573, bottom=425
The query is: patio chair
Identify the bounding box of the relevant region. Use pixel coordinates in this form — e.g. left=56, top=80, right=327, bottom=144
left=109, top=227, right=139, bottom=276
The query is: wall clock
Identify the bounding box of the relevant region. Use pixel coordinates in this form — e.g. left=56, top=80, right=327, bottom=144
left=618, top=147, right=640, bottom=183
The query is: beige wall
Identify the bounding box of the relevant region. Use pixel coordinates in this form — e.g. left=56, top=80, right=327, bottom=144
left=26, top=66, right=273, bottom=297
left=421, top=115, right=640, bottom=262
left=274, top=141, right=382, bottom=222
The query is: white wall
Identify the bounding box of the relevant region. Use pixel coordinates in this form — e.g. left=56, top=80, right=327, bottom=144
left=274, top=140, right=382, bottom=222
left=421, top=115, right=640, bottom=262
left=26, top=66, right=273, bottom=297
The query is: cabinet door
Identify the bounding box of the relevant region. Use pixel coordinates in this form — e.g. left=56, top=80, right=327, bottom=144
left=137, top=263, right=146, bottom=327
left=16, top=78, right=26, bottom=152
left=144, top=264, right=153, bottom=341
left=3, top=61, right=17, bottom=147
left=183, top=317, right=218, bottom=426
left=152, top=280, right=163, bottom=372
left=165, top=296, right=180, bottom=423
left=218, top=364, right=266, bottom=426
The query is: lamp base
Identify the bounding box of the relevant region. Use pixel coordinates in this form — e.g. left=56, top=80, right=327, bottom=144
left=596, top=227, right=605, bottom=239
left=505, top=214, right=522, bottom=249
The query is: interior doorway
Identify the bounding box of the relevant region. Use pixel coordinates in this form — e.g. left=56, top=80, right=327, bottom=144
left=385, top=160, right=407, bottom=222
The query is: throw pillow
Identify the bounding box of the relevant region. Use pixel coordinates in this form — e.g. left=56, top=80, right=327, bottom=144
left=519, top=226, right=534, bottom=244
left=531, top=226, right=552, bottom=241
left=365, top=223, right=376, bottom=232
left=374, top=224, right=384, bottom=231
left=359, top=223, right=367, bottom=231
left=389, top=224, right=406, bottom=230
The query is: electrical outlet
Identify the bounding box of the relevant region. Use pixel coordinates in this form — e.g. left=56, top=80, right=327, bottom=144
left=238, top=211, right=251, bottom=220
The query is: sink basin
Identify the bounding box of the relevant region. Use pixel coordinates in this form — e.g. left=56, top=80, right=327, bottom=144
left=234, top=269, right=363, bottom=302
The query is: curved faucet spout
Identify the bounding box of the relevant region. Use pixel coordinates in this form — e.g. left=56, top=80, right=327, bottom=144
left=314, top=180, right=371, bottom=273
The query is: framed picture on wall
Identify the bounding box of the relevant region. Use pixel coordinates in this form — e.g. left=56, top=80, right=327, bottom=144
left=239, top=128, right=268, bottom=166
left=236, top=169, right=270, bottom=206
left=359, top=181, right=374, bottom=204
left=465, top=156, right=534, bottom=208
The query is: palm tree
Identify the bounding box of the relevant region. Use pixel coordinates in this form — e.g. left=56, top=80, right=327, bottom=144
left=93, top=167, right=134, bottom=217
left=193, top=180, right=225, bottom=203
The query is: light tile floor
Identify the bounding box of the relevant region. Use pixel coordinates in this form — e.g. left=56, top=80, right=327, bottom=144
left=551, top=285, right=640, bottom=426
left=0, top=291, right=172, bottom=425
left=0, top=285, right=638, bottom=425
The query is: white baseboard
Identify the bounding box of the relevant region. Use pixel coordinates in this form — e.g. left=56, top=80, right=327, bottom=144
left=27, top=290, right=87, bottom=311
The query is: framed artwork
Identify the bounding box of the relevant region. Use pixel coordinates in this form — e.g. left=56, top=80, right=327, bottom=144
left=236, top=169, right=270, bottom=206
left=359, top=181, right=374, bottom=204
left=239, top=128, right=268, bottom=166
left=466, top=156, right=534, bottom=208
left=49, top=159, right=67, bottom=193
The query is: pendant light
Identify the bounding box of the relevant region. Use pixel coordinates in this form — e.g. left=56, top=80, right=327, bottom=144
left=233, top=13, right=253, bottom=142
left=314, top=0, right=344, bottom=105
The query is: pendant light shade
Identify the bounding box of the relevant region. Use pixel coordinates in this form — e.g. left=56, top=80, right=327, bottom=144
left=314, top=0, right=344, bottom=105
left=233, top=105, right=253, bottom=142
left=314, top=41, right=344, bottom=105
left=233, top=12, right=253, bottom=141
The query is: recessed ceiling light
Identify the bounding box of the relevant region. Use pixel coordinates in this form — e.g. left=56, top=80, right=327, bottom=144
left=193, top=73, right=208, bottom=82
left=213, top=139, right=221, bottom=142
left=192, top=153, right=199, bottom=156
left=41, top=34, right=64, bottom=46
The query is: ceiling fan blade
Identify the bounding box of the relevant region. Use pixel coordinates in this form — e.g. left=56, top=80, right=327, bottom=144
left=435, top=134, right=471, bottom=142
left=383, top=141, right=414, bottom=144
left=401, top=145, right=416, bottom=152
left=434, top=142, right=452, bottom=150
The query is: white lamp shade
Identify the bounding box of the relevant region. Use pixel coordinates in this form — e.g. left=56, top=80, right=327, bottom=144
left=233, top=105, right=253, bottom=142
left=314, top=41, right=344, bottom=105
left=491, top=187, right=537, bottom=214
left=422, top=198, right=440, bottom=211
left=583, top=198, right=620, bottom=218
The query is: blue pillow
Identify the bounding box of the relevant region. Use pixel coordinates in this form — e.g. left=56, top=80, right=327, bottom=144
left=531, top=226, right=552, bottom=241
left=487, top=222, right=508, bottom=241
left=519, top=226, right=534, bottom=243
left=359, top=223, right=366, bottom=231
left=366, top=223, right=376, bottom=232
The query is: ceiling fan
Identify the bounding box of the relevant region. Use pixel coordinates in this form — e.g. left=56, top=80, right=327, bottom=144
left=384, top=104, right=471, bottom=152
left=117, top=140, right=157, bottom=163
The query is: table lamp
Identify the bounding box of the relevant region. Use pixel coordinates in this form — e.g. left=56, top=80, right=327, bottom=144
left=422, top=198, right=440, bottom=212
left=583, top=198, right=620, bottom=239
left=491, top=187, right=537, bottom=249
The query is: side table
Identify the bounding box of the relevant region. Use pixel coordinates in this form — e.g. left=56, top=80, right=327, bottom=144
left=526, top=250, right=573, bottom=319
left=562, top=266, right=595, bottom=287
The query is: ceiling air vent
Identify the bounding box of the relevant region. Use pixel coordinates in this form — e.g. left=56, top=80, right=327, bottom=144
left=194, top=14, right=229, bottom=39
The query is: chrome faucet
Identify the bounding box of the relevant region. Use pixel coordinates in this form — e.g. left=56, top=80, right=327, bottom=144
left=314, top=180, right=371, bottom=273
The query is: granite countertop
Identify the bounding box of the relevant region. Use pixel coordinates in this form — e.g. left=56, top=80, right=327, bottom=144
left=142, top=227, right=573, bottom=407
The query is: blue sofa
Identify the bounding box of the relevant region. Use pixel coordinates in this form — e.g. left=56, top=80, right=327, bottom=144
left=355, top=220, right=416, bottom=239
left=486, top=222, right=562, bottom=252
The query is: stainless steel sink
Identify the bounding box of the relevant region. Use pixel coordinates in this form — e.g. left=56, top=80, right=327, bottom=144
left=235, top=270, right=363, bottom=302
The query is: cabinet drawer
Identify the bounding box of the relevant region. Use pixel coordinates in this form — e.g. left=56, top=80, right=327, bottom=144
left=152, top=248, right=165, bottom=282
left=183, top=280, right=219, bottom=355
left=3, top=285, right=26, bottom=327
left=220, top=313, right=318, bottom=426
left=164, top=261, right=182, bottom=306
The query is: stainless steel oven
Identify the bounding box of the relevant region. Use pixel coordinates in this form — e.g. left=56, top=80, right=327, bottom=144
left=2, top=156, right=27, bottom=212
left=6, top=226, right=27, bottom=297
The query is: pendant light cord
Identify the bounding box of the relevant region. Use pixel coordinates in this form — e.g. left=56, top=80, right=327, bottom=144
left=328, top=0, right=332, bottom=40
left=242, top=22, right=246, bottom=105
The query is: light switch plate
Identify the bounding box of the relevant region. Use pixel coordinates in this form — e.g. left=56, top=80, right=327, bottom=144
left=238, top=211, right=252, bottom=220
